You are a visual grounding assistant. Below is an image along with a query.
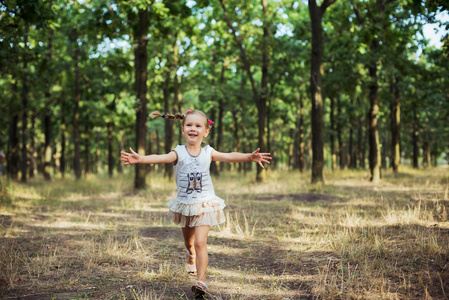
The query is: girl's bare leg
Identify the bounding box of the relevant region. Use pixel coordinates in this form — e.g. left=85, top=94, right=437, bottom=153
left=194, top=225, right=210, bottom=282
left=182, top=226, right=196, bottom=265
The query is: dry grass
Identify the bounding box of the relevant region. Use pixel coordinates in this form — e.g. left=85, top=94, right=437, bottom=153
left=0, top=166, right=448, bottom=299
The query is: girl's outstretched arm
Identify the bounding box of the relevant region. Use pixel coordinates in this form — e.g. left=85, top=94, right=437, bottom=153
left=212, top=148, right=272, bottom=168
left=121, top=147, right=177, bottom=165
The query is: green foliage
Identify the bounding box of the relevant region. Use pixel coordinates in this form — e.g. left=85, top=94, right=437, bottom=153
left=0, top=0, right=447, bottom=179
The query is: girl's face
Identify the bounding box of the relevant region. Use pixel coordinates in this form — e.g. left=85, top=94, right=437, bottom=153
left=182, top=113, right=209, bottom=145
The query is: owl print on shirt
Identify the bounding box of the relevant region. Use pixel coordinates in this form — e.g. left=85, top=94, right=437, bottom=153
left=185, top=157, right=203, bottom=194
left=186, top=172, right=203, bottom=194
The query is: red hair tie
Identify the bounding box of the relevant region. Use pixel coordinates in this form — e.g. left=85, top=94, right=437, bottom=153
left=208, top=120, right=213, bottom=125
left=186, top=110, right=192, bottom=114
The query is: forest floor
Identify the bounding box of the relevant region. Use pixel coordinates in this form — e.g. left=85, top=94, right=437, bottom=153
left=0, top=166, right=448, bottom=300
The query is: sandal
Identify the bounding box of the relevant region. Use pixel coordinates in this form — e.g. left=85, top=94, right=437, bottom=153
left=192, top=280, right=207, bottom=298
left=185, top=251, right=197, bottom=276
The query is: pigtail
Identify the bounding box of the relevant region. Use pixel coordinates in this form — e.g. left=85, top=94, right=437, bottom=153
left=149, top=111, right=163, bottom=119
left=149, top=111, right=185, bottom=120
left=150, top=110, right=214, bottom=131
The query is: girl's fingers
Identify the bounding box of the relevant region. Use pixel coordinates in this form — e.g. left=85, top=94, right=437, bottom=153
left=130, top=147, right=137, bottom=154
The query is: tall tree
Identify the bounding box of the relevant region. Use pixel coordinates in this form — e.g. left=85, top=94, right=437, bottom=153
left=8, top=112, right=20, bottom=180
left=72, top=24, right=82, bottom=179
left=163, top=68, right=173, bottom=179
left=20, top=22, right=30, bottom=183
left=308, top=0, right=336, bottom=183
left=330, top=96, right=336, bottom=171
left=134, top=7, right=149, bottom=189
left=218, top=0, right=271, bottom=182
left=351, top=0, right=386, bottom=182
left=367, top=34, right=381, bottom=181
left=390, top=77, right=400, bottom=172
left=43, top=27, right=54, bottom=181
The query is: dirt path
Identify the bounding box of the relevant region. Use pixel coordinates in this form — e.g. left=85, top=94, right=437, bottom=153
left=1, top=169, right=448, bottom=299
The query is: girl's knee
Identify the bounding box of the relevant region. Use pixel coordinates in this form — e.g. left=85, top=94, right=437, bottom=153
left=194, top=239, right=207, bottom=250
left=193, top=225, right=209, bottom=251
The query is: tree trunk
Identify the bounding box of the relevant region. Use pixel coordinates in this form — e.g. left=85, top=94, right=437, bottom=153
left=84, top=121, right=90, bottom=175
left=117, top=131, right=124, bottom=174
left=209, top=56, right=218, bottom=176
left=8, top=113, right=19, bottom=180
left=390, top=77, right=400, bottom=173
left=73, top=25, right=82, bottom=179
left=216, top=63, right=226, bottom=173
left=348, top=97, right=355, bottom=169
left=163, top=70, right=173, bottom=179
left=257, top=0, right=269, bottom=182
left=308, top=0, right=336, bottom=180
left=95, top=132, right=101, bottom=174
left=237, top=70, right=246, bottom=173
left=348, top=126, right=354, bottom=169
left=422, top=141, right=430, bottom=168
left=52, top=143, right=58, bottom=174
left=299, top=93, right=305, bottom=173
left=432, top=144, right=439, bottom=167
left=108, top=122, right=114, bottom=177
left=44, top=29, right=53, bottom=181
left=231, top=111, right=241, bottom=171
left=354, top=112, right=361, bottom=169
left=134, top=8, right=149, bottom=189
left=219, top=0, right=269, bottom=182
left=357, top=115, right=364, bottom=169
left=381, top=139, right=387, bottom=169
left=43, top=114, right=52, bottom=180
left=293, top=97, right=300, bottom=170
left=21, top=22, right=30, bottom=183
left=147, top=130, right=153, bottom=174
left=368, top=41, right=381, bottom=182
left=60, top=121, right=66, bottom=178
left=173, top=38, right=182, bottom=147
left=309, top=0, right=326, bottom=183
left=337, top=97, right=345, bottom=169
left=412, top=105, right=419, bottom=169
left=330, top=97, right=336, bottom=171
left=155, top=129, right=161, bottom=173
left=29, top=112, right=36, bottom=178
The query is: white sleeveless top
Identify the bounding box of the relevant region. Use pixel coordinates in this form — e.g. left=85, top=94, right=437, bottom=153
left=167, top=145, right=226, bottom=227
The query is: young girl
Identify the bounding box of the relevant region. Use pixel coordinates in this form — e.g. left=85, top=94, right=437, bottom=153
left=121, top=110, right=271, bottom=298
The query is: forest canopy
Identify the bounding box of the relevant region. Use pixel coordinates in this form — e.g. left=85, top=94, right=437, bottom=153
left=0, top=0, right=448, bottom=186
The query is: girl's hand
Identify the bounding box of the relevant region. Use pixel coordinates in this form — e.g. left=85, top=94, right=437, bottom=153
left=121, top=147, right=141, bottom=165
left=250, top=148, right=272, bottom=168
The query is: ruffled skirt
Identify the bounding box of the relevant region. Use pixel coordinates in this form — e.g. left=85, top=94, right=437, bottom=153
left=167, top=197, right=226, bottom=227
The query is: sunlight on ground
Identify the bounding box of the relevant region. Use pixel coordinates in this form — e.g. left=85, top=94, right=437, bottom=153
left=0, top=167, right=448, bottom=299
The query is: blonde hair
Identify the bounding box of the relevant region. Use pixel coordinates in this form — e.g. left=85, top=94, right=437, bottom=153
left=150, top=110, right=215, bottom=130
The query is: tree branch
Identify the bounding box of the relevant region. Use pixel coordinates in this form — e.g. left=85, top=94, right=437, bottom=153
left=218, top=0, right=259, bottom=100
left=350, top=0, right=364, bottom=25
left=321, top=0, right=337, bottom=14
